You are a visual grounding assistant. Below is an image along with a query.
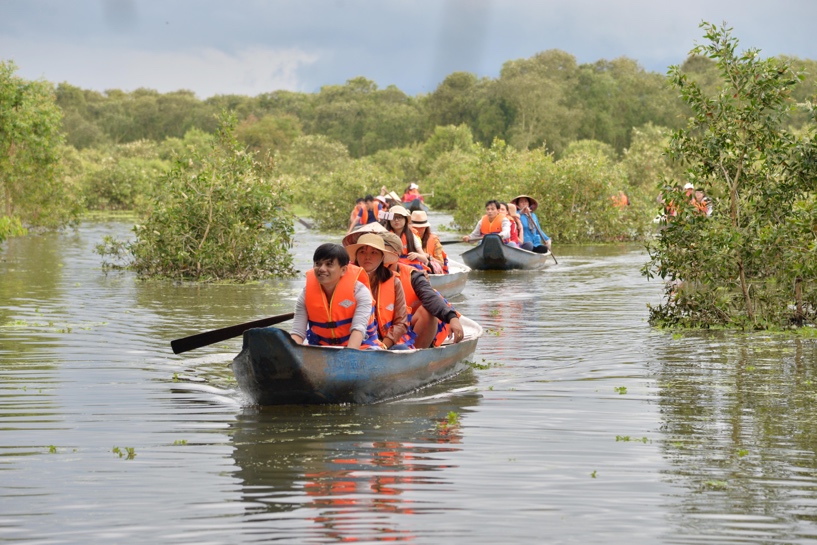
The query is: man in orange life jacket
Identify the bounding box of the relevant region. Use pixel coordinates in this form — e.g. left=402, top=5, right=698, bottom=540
left=462, top=200, right=511, bottom=243
left=290, top=243, right=378, bottom=349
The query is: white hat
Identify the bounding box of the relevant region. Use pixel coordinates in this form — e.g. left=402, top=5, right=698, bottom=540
left=409, top=183, right=419, bottom=190
left=389, top=205, right=410, bottom=218
left=683, top=183, right=694, bottom=190
left=374, top=195, right=387, bottom=204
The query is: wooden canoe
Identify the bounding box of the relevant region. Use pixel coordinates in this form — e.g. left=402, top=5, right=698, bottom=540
left=231, top=316, right=483, bottom=405
left=404, top=200, right=429, bottom=213
left=428, top=259, right=470, bottom=298
left=461, top=234, right=551, bottom=271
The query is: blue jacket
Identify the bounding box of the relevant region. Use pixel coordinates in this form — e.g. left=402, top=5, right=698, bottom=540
left=519, top=213, right=548, bottom=247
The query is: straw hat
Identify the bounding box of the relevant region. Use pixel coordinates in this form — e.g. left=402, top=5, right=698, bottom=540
left=379, top=232, right=403, bottom=256
left=410, top=210, right=429, bottom=228
left=345, top=233, right=398, bottom=265
left=387, top=191, right=401, bottom=202
left=389, top=205, right=410, bottom=218
left=510, top=195, right=539, bottom=212
left=374, top=195, right=387, bottom=205
left=342, top=222, right=387, bottom=247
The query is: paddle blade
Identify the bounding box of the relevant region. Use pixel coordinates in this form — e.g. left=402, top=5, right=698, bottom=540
left=171, top=312, right=295, bottom=354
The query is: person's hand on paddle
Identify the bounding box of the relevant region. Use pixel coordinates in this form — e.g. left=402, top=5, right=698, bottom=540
left=447, top=317, right=464, bottom=343
left=462, top=235, right=471, bottom=242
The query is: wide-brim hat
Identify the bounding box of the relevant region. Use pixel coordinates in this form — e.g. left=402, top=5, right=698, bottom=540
left=683, top=183, right=694, bottom=190
left=387, top=191, right=401, bottom=202
left=379, top=232, right=403, bottom=256
left=345, top=233, right=398, bottom=265
left=410, top=210, right=429, bottom=228
left=342, top=222, right=387, bottom=247
left=374, top=195, right=387, bottom=205
left=510, top=194, right=539, bottom=212
left=409, top=183, right=419, bottom=190
left=389, top=205, right=410, bottom=218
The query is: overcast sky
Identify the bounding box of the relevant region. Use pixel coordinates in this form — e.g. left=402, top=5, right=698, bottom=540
left=2, top=0, right=817, bottom=98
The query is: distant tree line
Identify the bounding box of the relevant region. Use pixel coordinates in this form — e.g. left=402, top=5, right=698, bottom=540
left=53, top=51, right=817, bottom=159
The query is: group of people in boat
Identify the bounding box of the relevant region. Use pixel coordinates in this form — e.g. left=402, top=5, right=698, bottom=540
left=462, top=195, right=551, bottom=253
left=347, top=184, right=430, bottom=234
left=294, top=200, right=461, bottom=351
left=295, top=192, right=551, bottom=351
left=660, top=183, right=713, bottom=219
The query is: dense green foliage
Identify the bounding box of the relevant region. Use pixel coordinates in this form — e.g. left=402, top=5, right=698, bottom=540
left=97, top=114, right=294, bottom=281
left=1, top=61, right=79, bottom=240
left=644, top=23, right=817, bottom=329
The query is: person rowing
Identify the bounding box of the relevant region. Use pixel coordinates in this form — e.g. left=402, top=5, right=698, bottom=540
left=510, top=195, right=551, bottom=253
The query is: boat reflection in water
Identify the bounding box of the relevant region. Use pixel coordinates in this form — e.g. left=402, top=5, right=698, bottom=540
left=229, top=382, right=480, bottom=542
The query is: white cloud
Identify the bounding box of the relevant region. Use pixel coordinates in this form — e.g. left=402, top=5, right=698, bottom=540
left=2, top=38, right=320, bottom=98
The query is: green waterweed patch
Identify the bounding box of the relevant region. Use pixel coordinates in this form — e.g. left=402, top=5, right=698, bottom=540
left=614, top=386, right=627, bottom=395
left=173, top=440, right=188, bottom=446
left=112, top=446, right=136, bottom=460
left=704, top=480, right=728, bottom=490
left=489, top=309, right=500, bottom=317
left=48, top=445, right=57, bottom=454
left=465, top=358, right=503, bottom=370
left=591, top=471, right=597, bottom=478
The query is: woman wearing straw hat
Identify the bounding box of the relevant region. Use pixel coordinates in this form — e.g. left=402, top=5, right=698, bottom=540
left=344, top=233, right=411, bottom=350
left=379, top=232, right=464, bottom=348
left=510, top=195, right=551, bottom=253
left=386, top=205, right=430, bottom=272
left=411, top=210, right=448, bottom=274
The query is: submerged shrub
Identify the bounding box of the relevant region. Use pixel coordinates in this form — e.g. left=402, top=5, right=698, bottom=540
left=98, top=113, right=295, bottom=281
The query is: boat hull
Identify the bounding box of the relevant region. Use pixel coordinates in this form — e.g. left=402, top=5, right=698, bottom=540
left=428, top=259, right=470, bottom=297
left=461, top=234, right=550, bottom=271
left=232, top=317, right=483, bottom=405
left=403, top=200, right=429, bottom=213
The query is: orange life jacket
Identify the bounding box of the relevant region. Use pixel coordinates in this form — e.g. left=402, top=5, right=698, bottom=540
left=372, top=274, right=398, bottom=341
left=304, top=264, right=378, bottom=347
left=393, top=265, right=418, bottom=347
left=398, top=231, right=428, bottom=272
left=425, top=232, right=449, bottom=274
left=431, top=294, right=461, bottom=348
left=480, top=214, right=504, bottom=236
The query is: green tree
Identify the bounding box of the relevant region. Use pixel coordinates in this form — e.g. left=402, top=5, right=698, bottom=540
left=235, top=114, right=302, bottom=157
left=644, top=22, right=817, bottom=328
left=99, top=113, right=294, bottom=281
left=1, top=60, right=78, bottom=235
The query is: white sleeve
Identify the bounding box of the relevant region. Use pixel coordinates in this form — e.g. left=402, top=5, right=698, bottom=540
left=291, top=288, right=308, bottom=340
left=500, top=218, right=511, bottom=240
left=351, top=281, right=373, bottom=335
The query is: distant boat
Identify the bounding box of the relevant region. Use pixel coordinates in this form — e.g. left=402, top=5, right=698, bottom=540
left=403, top=199, right=429, bottom=213
left=428, top=259, right=470, bottom=298
left=461, top=234, right=551, bottom=271
left=231, top=317, right=483, bottom=405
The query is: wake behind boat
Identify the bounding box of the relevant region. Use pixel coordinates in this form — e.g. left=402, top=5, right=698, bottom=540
left=231, top=316, right=483, bottom=405
left=461, top=234, right=551, bottom=271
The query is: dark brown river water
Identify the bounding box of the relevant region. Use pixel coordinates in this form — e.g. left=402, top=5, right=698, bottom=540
left=1, top=215, right=816, bottom=544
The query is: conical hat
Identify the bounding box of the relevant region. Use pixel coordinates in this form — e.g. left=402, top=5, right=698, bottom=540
left=510, top=195, right=539, bottom=212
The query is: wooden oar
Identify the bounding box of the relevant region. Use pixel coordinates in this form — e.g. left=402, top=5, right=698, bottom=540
left=171, top=312, right=295, bottom=354
left=440, top=239, right=466, bottom=246
left=531, top=219, right=558, bottom=264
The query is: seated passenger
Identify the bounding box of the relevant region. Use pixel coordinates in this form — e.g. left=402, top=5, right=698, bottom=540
left=344, top=233, right=411, bottom=350
left=411, top=210, right=449, bottom=274
left=379, top=232, right=464, bottom=349
left=498, top=202, right=522, bottom=248
left=290, top=243, right=379, bottom=349
left=347, top=194, right=379, bottom=234
left=462, top=199, right=511, bottom=244
left=386, top=205, right=431, bottom=272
